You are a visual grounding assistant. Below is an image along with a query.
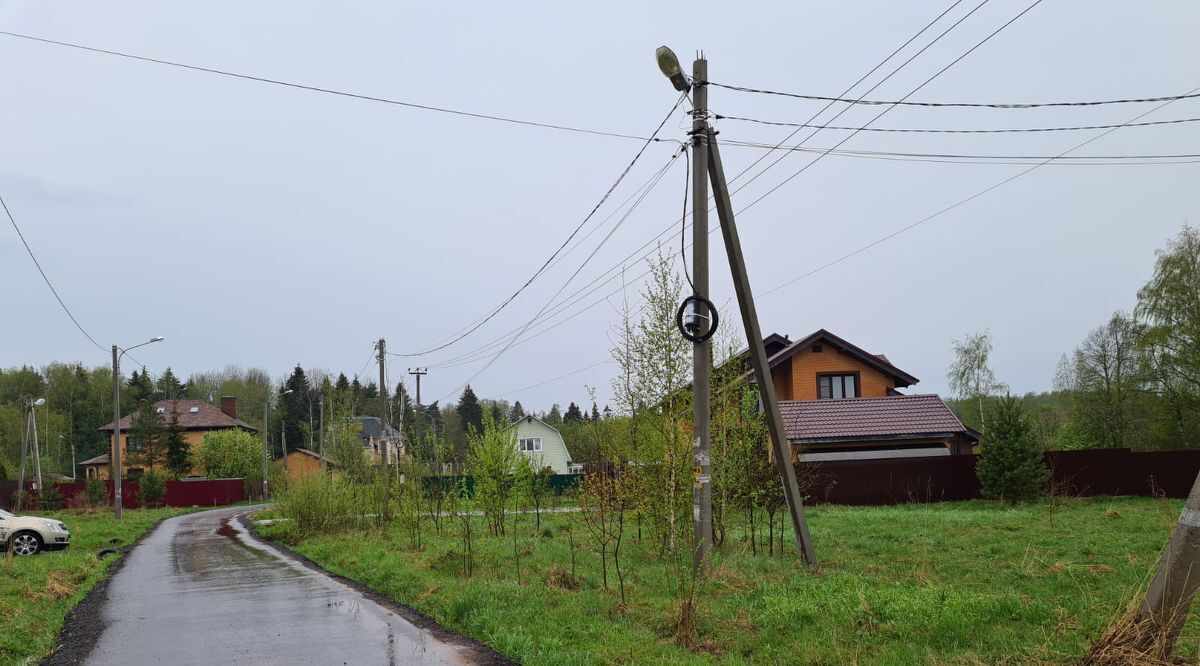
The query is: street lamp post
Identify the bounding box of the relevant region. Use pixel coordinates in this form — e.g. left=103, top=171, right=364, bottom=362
left=263, top=388, right=293, bottom=500
left=112, top=336, right=164, bottom=519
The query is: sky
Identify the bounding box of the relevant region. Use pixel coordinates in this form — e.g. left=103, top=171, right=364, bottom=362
left=2, top=1, right=1198, bottom=413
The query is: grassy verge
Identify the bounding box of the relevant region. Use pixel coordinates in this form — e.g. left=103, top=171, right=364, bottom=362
left=0, top=507, right=192, bottom=665
left=255, top=496, right=1199, bottom=665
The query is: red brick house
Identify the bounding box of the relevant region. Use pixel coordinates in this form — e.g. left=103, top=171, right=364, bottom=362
left=745, top=329, right=978, bottom=460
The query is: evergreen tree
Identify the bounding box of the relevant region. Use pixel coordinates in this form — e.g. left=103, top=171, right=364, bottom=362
left=127, top=400, right=167, bottom=471
left=547, top=404, right=563, bottom=424
left=564, top=401, right=583, bottom=423
left=156, top=367, right=186, bottom=400
left=126, top=369, right=156, bottom=404
left=590, top=402, right=601, bottom=421
left=976, top=395, right=1049, bottom=504
left=456, top=385, right=483, bottom=436
left=510, top=400, right=525, bottom=421
left=335, top=373, right=350, bottom=394
left=283, top=366, right=311, bottom=452
left=164, top=408, right=190, bottom=478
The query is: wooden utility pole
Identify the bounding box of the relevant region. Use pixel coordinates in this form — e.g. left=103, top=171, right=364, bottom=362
left=16, top=403, right=29, bottom=512
left=1128, top=472, right=1200, bottom=655
left=690, top=55, right=714, bottom=574
left=377, top=339, right=390, bottom=467
left=707, top=125, right=818, bottom=568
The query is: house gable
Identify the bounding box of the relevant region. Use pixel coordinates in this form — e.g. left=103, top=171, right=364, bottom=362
left=765, top=329, right=919, bottom=401
left=510, top=416, right=575, bottom=475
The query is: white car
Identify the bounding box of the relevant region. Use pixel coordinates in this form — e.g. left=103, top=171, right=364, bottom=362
left=0, top=508, right=71, bottom=556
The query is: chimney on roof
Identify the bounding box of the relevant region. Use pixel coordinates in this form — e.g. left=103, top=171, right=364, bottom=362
left=220, top=396, right=238, bottom=420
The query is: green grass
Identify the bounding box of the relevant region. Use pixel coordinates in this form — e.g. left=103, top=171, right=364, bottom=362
left=256, top=496, right=1199, bottom=665
left=0, top=507, right=192, bottom=665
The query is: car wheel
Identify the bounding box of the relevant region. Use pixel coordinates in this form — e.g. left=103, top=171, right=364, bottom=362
left=11, top=531, right=43, bottom=556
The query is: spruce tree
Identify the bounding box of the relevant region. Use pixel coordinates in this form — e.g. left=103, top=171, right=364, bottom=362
left=156, top=367, right=186, bottom=400
left=456, top=385, right=483, bottom=436
left=164, top=408, right=190, bottom=478
left=590, top=402, right=601, bottom=421
left=547, top=404, right=563, bottom=423
left=510, top=400, right=525, bottom=421
left=976, top=395, right=1049, bottom=504
left=283, top=366, right=311, bottom=450
left=564, top=402, right=583, bottom=423
left=127, top=400, right=167, bottom=470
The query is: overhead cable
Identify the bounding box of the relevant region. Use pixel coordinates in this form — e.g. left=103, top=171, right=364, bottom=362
left=715, top=113, right=1200, bottom=134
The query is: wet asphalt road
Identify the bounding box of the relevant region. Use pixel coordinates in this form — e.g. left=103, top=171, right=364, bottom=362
left=83, top=506, right=476, bottom=665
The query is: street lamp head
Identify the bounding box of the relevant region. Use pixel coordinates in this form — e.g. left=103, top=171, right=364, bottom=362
left=282, top=389, right=295, bottom=395
left=656, top=46, right=690, bottom=92
left=33, top=398, right=46, bottom=407
left=150, top=336, right=165, bottom=343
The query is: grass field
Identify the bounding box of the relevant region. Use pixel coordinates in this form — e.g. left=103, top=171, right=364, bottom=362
left=0, top=507, right=191, bottom=665
left=256, top=496, right=1199, bottom=665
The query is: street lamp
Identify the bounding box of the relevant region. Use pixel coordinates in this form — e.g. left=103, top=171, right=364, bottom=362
left=112, top=336, right=165, bottom=519
left=656, top=46, right=690, bottom=92
left=263, top=388, right=293, bottom=500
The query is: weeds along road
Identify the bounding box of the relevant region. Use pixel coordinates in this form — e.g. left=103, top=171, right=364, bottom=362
left=61, top=506, right=502, bottom=665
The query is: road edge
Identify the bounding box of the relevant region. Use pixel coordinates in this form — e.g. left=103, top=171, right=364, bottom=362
left=41, top=511, right=176, bottom=666
left=236, top=512, right=516, bottom=666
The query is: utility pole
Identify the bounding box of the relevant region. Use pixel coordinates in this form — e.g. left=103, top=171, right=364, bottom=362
left=707, top=121, right=818, bottom=568
left=690, top=54, right=714, bottom=574
left=409, top=368, right=428, bottom=468
left=318, top=392, right=326, bottom=473
left=377, top=339, right=390, bottom=467
left=112, top=344, right=123, bottom=519
left=655, top=46, right=816, bottom=568
left=262, top=399, right=270, bottom=499
left=30, top=401, right=43, bottom=495
left=281, top=422, right=288, bottom=475
left=16, top=403, right=29, bottom=512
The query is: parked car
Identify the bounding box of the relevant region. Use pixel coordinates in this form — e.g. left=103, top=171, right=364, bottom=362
left=0, top=508, right=71, bottom=556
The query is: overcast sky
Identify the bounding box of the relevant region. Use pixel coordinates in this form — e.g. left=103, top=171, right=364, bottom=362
left=2, top=1, right=1198, bottom=412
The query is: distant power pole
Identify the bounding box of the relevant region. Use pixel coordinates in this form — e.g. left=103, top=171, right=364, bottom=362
left=377, top=339, right=389, bottom=467
left=409, top=368, right=428, bottom=468
left=318, top=392, right=326, bottom=473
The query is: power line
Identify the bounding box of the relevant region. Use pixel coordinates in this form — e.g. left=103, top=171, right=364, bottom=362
left=2, top=194, right=106, bottom=353
left=759, top=81, right=1200, bottom=297
left=389, top=92, right=687, bottom=358
left=0, top=30, right=649, bottom=142
left=498, top=359, right=612, bottom=398
left=715, top=113, right=1200, bottom=134
left=705, top=81, right=1200, bottom=109
left=719, top=140, right=1200, bottom=164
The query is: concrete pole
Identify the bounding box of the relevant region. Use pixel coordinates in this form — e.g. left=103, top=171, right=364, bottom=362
left=1135, top=471, right=1200, bottom=653
left=707, top=132, right=817, bottom=568
left=318, top=393, right=326, bottom=473
left=112, top=345, right=124, bottom=520
left=378, top=339, right=389, bottom=467
left=282, top=422, right=288, bottom=475
left=16, top=404, right=29, bottom=512
left=262, top=399, right=270, bottom=499
left=690, top=56, right=713, bottom=575
left=410, top=368, right=427, bottom=469
left=30, top=402, right=43, bottom=494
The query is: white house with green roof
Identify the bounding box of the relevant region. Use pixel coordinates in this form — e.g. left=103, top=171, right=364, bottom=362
left=510, top=415, right=579, bottom=475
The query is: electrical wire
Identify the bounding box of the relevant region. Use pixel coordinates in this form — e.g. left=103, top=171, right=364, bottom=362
left=719, top=140, right=1200, bottom=164
left=388, top=92, right=687, bottom=359
left=759, top=81, right=1200, bottom=297
left=704, top=81, right=1200, bottom=109
left=715, top=113, right=1200, bottom=134
left=498, top=359, right=613, bottom=398
left=3, top=193, right=106, bottom=353
left=680, top=144, right=694, bottom=292
left=0, top=30, right=650, bottom=142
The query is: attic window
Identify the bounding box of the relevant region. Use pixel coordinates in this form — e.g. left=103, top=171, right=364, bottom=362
left=189, top=406, right=200, bottom=413
left=812, top=345, right=823, bottom=353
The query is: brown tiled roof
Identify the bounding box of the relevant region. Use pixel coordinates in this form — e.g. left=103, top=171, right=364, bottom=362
left=99, top=399, right=257, bottom=433
left=80, top=453, right=111, bottom=466
left=779, top=394, right=976, bottom=442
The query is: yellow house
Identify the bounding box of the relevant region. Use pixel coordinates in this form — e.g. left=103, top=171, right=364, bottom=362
left=272, top=448, right=339, bottom=480
left=95, top=397, right=257, bottom=479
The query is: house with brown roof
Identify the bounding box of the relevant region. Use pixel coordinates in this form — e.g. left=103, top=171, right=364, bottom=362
left=742, top=329, right=978, bottom=460
left=95, top=397, right=257, bottom=479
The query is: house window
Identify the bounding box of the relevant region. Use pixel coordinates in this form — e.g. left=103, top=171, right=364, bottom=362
left=817, top=373, right=858, bottom=399
left=519, top=437, right=542, bottom=452
left=126, top=435, right=143, bottom=453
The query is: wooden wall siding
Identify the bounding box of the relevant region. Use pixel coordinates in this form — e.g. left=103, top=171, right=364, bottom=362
left=282, top=451, right=323, bottom=478
left=783, top=347, right=895, bottom=400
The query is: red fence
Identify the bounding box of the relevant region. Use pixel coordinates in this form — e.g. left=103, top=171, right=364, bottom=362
left=1, top=478, right=247, bottom=510
left=804, top=448, right=1200, bottom=505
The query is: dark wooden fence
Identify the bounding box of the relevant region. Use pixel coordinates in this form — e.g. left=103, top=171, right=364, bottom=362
left=1, top=478, right=247, bottom=510
left=803, top=448, right=1200, bottom=505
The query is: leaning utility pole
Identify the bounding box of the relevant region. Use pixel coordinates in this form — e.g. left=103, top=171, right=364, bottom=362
left=16, top=404, right=29, bottom=512
left=377, top=339, right=390, bottom=467
left=656, top=47, right=817, bottom=568
left=690, top=54, right=714, bottom=574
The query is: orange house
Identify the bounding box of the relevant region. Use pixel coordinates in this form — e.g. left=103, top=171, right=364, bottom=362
left=742, top=329, right=978, bottom=460
left=95, top=397, right=257, bottom=479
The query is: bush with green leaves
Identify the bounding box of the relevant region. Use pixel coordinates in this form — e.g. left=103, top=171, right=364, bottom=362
left=84, top=475, right=109, bottom=506
left=193, top=429, right=263, bottom=482
left=38, top=483, right=63, bottom=510
left=140, top=470, right=166, bottom=508
left=976, top=395, right=1050, bottom=504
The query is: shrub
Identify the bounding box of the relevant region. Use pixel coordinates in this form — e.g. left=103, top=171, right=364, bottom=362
left=193, top=429, right=263, bottom=484
left=140, top=471, right=166, bottom=508
left=84, top=476, right=109, bottom=506
left=39, top=483, right=63, bottom=510
left=976, top=395, right=1050, bottom=504
left=275, top=475, right=370, bottom=536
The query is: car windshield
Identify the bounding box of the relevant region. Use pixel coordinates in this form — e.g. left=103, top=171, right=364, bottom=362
left=0, top=509, right=13, bottom=519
